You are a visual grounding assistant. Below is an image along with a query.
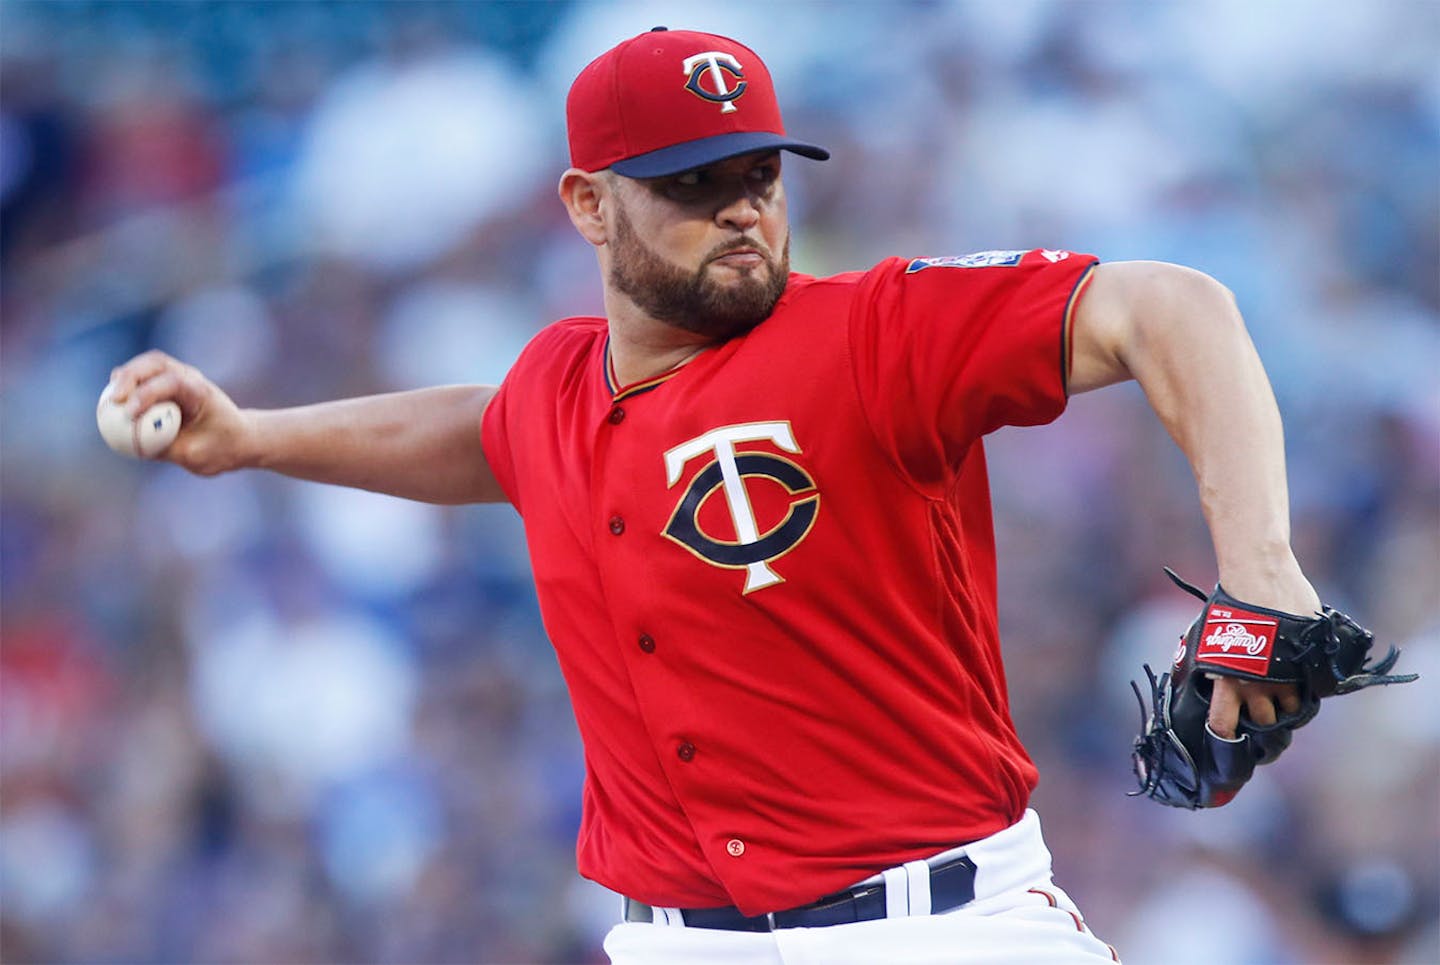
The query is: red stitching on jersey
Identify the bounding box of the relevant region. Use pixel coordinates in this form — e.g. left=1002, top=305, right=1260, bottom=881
left=1028, top=888, right=1084, bottom=932
left=1027, top=887, right=1057, bottom=907
left=1107, top=942, right=1121, bottom=961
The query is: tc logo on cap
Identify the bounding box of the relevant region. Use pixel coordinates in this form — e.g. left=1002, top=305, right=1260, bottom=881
left=566, top=29, right=827, bottom=176
left=681, top=51, right=747, bottom=113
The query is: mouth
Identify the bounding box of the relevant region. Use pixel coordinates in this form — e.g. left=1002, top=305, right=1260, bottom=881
left=709, top=248, right=765, bottom=270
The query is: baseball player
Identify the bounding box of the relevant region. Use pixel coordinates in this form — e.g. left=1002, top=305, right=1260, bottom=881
left=108, top=27, right=1359, bottom=964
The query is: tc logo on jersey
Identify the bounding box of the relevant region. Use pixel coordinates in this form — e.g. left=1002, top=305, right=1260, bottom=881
left=681, top=52, right=747, bottom=114
left=663, top=422, right=819, bottom=593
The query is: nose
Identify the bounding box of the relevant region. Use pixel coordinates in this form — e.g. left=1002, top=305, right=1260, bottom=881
left=716, top=191, right=761, bottom=232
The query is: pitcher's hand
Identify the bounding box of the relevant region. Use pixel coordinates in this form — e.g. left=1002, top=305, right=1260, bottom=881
left=108, top=351, right=254, bottom=476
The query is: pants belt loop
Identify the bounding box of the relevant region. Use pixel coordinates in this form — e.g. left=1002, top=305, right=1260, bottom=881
left=657, top=906, right=684, bottom=927
left=903, top=858, right=932, bottom=916
left=882, top=866, right=909, bottom=918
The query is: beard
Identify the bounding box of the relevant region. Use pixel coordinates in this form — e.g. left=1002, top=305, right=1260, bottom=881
left=607, top=204, right=791, bottom=341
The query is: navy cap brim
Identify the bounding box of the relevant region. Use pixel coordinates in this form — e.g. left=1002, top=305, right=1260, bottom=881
left=609, top=131, right=829, bottom=178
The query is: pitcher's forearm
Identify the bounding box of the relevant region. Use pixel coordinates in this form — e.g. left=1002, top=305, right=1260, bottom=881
left=1119, top=272, right=1298, bottom=591
left=245, top=385, right=505, bottom=504
left=1070, top=263, right=1317, bottom=610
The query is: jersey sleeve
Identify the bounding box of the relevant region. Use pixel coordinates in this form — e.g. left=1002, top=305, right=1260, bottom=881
left=480, top=376, right=521, bottom=512
left=848, top=249, right=1098, bottom=489
left=478, top=316, right=608, bottom=515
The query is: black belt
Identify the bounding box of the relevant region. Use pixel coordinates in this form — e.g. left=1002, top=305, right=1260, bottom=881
left=623, top=853, right=977, bottom=932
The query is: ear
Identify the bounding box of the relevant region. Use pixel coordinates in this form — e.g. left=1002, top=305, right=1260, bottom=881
left=558, top=168, right=609, bottom=247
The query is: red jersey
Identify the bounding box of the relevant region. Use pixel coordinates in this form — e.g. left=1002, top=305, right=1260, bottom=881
left=481, top=248, right=1098, bottom=915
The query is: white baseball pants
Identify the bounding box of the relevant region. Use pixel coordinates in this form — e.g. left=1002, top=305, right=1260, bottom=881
left=603, top=810, right=1120, bottom=965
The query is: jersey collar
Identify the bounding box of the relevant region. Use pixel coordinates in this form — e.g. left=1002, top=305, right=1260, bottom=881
left=603, top=336, right=705, bottom=402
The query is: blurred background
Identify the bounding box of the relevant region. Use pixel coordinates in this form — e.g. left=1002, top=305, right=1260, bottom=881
left=2, top=1, right=1436, bottom=962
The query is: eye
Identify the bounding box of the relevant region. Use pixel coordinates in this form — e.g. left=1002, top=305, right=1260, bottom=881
left=746, top=154, right=781, bottom=182
left=675, top=171, right=703, bottom=187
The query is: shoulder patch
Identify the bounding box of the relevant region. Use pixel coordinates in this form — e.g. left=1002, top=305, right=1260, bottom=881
left=905, top=250, right=1027, bottom=273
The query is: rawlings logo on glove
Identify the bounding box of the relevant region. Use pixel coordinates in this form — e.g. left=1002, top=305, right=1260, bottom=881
left=1129, top=568, right=1418, bottom=810
left=1197, top=609, right=1276, bottom=672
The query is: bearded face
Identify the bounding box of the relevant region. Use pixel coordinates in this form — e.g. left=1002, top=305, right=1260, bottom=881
left=607, top=200, right=791, bottom=341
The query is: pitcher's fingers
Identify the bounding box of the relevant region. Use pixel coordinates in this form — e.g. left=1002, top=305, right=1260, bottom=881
left=109, top=350, right=176, bottom=402
left=1277, top=689, right=1302, bottom=716
left=168, top=363, right=213, bottom=423
left=1207, top=675, right=1241, bottom=739
left=1246, top=694, right=1278, bottom=728
left=127, top=368, right=189, bottom=418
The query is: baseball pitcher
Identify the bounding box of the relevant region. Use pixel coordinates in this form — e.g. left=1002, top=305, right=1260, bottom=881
left=106, top=28, right=1414, bottom=964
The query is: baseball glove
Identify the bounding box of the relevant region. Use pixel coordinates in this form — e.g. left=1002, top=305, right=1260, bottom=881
left=1129, top=568, right=1418, bottom=809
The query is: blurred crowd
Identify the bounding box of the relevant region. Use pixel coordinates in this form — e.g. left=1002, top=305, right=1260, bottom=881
left=1, top=2, right=1436, bottom=963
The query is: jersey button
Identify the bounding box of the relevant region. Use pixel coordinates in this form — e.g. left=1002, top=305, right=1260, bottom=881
left=608, top=515, right=625, bottom=535
left=608, top=406, right=626, bottom=425
left=725, top=839, right=746, bottom=857
left=638, top=634, right=656, bottom=653
left=676, top=741, right=696, bottom=762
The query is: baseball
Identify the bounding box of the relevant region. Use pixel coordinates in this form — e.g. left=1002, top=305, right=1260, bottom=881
left=96, top=382, right=181, bottom=459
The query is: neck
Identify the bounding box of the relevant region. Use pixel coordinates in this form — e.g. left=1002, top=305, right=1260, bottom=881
left=603, top=291, right=718, bottom=386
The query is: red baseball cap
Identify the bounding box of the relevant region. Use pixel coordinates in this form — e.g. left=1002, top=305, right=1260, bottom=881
left=566, top=27, right=829, bottom=177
